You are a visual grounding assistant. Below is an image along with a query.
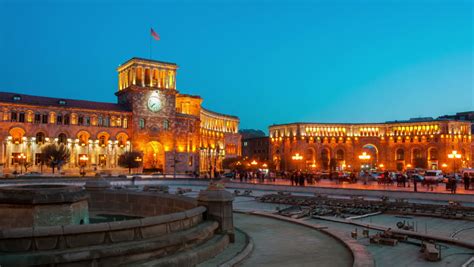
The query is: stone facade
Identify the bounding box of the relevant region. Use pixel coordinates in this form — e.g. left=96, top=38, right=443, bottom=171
left=269, top=119, right=472, bottom=172
left=0, top=57, right=241, bottom=175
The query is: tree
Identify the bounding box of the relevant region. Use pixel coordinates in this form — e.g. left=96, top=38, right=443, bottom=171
left=41, top=143, right=71, bottom=174
left=118, top=151, right=143, bottom=174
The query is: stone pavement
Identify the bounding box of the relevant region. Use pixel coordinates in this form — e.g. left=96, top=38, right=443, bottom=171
left=234, top=213, right=353, bottom=267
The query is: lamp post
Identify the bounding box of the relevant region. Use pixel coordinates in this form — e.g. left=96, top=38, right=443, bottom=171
left=358, top=152, right=371, bottom=185
left=358, top=152, right=371, bottom=170
left=79, top=154, right=89, bottom=177
left=18, top=153, right=26, bottom=174
left=447, top=150, right=462, bottom=174
left=292, top=153, right=303, bottom=170
left=134, top=156, right=142, bottom=174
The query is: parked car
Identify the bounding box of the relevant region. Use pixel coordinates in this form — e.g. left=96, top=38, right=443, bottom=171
left=424, top=170, right=444, bottom=183
left=370, top=172, right=383, bottom=181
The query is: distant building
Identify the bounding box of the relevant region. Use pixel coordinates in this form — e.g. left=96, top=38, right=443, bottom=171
left=439, top=111, right=474, bottom=133
left=269, top=117, right=472, bottom=172
left=242, top=136, right=269, bottom=162
left=0, top=57, right=241, bottom=175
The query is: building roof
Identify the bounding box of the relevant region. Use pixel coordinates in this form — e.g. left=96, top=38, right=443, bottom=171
left=0, top=92, right=130, bottom=112
left=201, top=107, right=239, bottom=120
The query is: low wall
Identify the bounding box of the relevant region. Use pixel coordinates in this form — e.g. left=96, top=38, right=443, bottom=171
left=225, top=182, right=474, bottom=203
left=88, top=190, right=198, bottom=217
left=0, top=191, right=203, bottom=253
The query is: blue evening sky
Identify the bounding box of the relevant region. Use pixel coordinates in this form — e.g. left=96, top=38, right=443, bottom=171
left=0, top=0, right=472, bottom=132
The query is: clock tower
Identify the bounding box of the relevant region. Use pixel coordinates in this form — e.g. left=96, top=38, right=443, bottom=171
left=115, top=57, right=196, bottom=174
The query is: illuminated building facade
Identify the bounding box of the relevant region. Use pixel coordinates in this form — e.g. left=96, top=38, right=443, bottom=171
left=0, top=57, right=240, bottom=175
left=269, top=119, right=472, bottom=172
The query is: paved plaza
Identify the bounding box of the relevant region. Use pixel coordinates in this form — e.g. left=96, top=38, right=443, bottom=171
left=1, top=177, right=474, bottom=266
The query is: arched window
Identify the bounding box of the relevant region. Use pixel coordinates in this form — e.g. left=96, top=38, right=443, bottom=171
left=336, top=149, right=344, bottom=161
left=63, top=114, right=70, bottom=125
left=36, top=132, right=45, bottom=145
left=429, top=148, right=438, bottom=160
left=163, top=119, right=169, bottom=130
left=139, top=118, right=145, bottom=129
left=58, top=133, right=67, bottom=145
left=396, top=149, right=404, bottom=160
left=413, top=148, right=422, bottom=159
left=99, top=135, right=107, bottom=147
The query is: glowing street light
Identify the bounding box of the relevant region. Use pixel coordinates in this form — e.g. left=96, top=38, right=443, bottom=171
left=358, top=152, right=371, bottom=171
left=292, top=153, right=303, bottom=170
left=251, top=160, right=258, bottom=166
left=79, top=155, right=89, bottom=177
left=358, top=152, right=371, bottom=160
left=292, top=153, right=303, bottom=161
left=447, top=150, right=462, bottom=173
left=17, top=153, right=26, bottom=174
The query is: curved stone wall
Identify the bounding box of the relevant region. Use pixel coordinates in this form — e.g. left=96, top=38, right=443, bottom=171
left=0, top=190, right=218, bottom=266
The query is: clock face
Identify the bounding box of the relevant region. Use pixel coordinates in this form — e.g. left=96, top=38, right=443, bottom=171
left=147, top=92, right=162, bottom=112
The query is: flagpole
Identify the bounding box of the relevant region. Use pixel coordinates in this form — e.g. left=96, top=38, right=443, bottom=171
left=149, top=28, right=152, bottom=59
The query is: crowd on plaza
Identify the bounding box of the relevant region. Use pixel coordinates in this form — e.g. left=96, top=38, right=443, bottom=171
left=227, top=168, right=474, bottom=194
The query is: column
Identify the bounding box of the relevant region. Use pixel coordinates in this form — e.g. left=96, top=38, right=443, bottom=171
left=197, top=186, right=235, bottom=242
left=141, top=67, right=145, bottom=87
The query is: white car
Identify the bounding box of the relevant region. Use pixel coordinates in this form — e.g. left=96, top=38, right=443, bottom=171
left=424, top=170, right=443, bottom=183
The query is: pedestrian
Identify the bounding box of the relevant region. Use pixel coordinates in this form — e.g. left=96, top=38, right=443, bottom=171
left=412, top=174, right=417, bottom=192
left=402, top=174, right=407, bottom=188
left=464, top=173, right=470, bottom=190
left=450, top=176, right=457, bottom=194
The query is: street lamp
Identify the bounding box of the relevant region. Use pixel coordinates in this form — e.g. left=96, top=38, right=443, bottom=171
left=358, top=152, right=371, bottom=170
left=251, top=160, right=258, bottom=166
left=447, top=150, right=462, bottom=173
left=292, top=153, right=303, bottom=170
left=18, top=153, right=26, bottom=174
left=134, top=156, right=142, bottom=174
left=79, top=155, right=89, bottom=177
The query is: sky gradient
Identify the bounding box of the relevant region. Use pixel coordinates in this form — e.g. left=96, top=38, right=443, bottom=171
left=0, top=0, right=472, bottom=132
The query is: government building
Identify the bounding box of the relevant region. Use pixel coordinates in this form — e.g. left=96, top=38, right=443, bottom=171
left=269, top=118, right=472, bottom=172
left=0, top=57, right=241, bottom=175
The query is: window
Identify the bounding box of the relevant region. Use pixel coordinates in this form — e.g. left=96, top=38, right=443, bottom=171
left=18, top=112, right=25, bottom=122
left=58, top=133, right=67, bottom=144
left=139, top=118, right=145, bottom=129
left=58, top=100, right=67, bottom=105
left=11, top=153, right=20, bottom=164
left=85, top=117, right=90, bottom=126
left=99, top=135, right=106, bottom=146
left=64, top=115, right=70, bottom=125
left=123, top=118, right=128, bottom=128
left=98, top=116, right=103, bottom=126
left=12, top=95, right=21, bottom=101
left=10, top=111, right=17, bottom=122
left=163, top=120, right=169, bottom=130
left=56, top=114, right=63, bottom=125
left=42, top=114, right=48, bottom=124
left=34, top=113, right=41, bottom=123
left=104, top=117, right=110, bottom=127
left=78, top=116, right=84, bottom=125
left=36, top=132, right=45, bottom=145
left=396, top=149, right=404, bottom=160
